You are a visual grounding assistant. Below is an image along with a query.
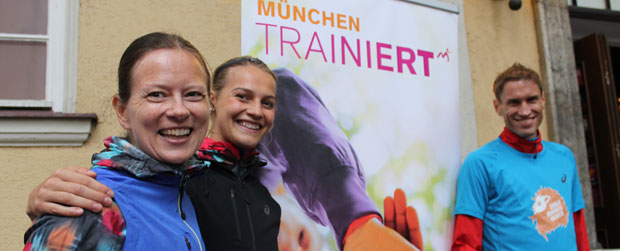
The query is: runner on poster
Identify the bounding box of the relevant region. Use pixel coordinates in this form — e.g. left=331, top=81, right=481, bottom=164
left=242, top=1, right=459, bottom=250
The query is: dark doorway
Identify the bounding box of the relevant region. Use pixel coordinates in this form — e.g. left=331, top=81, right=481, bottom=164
left=570, top=6, right=620, bottom=248
left=574, top=33, right=620, bottom=248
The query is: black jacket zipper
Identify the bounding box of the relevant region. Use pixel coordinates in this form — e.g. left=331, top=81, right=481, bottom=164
left=246, top=203, right=256, bottom=251
left=230, top=189, right=242, bottom=239
left=179, top=174, right=203, bottom=251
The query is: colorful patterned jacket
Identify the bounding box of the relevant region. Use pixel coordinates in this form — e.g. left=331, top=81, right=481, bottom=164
left=24, top=136, right=208, bottom=251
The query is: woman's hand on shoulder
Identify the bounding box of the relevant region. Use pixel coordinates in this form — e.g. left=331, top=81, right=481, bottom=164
left=26, top=166, right=114, bottom=220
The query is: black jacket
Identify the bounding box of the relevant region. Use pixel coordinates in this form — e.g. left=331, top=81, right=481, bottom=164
left=185, top=138, right=281, bottom=251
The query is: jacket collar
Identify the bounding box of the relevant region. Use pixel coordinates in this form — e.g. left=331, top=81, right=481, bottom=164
left=499, top=127, right=543, bottom=154
left=196, top=137, right=265, bottom=177
left=196, top=137, right=260, bottom=164
left=91, top=136, right=207, bottom=178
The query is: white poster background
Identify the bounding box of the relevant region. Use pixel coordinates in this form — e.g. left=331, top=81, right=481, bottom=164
left=242, top=0, right=459, bottom=250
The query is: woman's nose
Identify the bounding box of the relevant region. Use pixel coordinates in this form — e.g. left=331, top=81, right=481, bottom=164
left=166, top=97, right=190, bottom=120
left=246, top=100, right=263, bottom=118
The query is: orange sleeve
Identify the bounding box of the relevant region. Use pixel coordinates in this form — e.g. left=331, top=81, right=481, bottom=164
left=451, top=214, right=483, bottom=251
left=574, top=209, right=590, bottom=251
left=343, top=214, right=382, bottom=245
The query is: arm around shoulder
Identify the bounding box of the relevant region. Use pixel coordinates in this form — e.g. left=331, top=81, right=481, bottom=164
left=26, top=166, right=114, bottom=220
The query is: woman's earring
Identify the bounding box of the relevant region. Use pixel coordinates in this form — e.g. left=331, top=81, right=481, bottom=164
left=209, top=107, right=215, bottom=113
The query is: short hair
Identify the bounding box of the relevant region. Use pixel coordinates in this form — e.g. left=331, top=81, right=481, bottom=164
left=493, top=63, right=543, bottom=101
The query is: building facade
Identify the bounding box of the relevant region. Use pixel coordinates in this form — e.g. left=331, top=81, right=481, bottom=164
left=2, top=0, right=618, bottom=249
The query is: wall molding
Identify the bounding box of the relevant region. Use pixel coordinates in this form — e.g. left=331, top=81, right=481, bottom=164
left=0, top=111, right=97, bottom=146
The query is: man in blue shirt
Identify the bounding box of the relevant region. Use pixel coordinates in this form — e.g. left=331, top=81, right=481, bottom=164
left=451, top=63, right=589, bottom=251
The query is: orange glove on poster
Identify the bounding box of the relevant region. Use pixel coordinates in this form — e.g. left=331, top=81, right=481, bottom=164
left=384, top=188, right=423, bottom=251
left=343, top=218, right=418, bottom=251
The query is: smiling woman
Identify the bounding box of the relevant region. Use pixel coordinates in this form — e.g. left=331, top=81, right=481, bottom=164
left=113, top=48, right=210, bottom=164
left=209, top=56, right=277, bottom=150
left=185, top=56, right=282, bottom=250
left=23, top=32, right=212, bottom=251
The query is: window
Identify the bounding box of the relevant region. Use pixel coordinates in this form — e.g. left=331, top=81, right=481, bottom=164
left=0, top=0, right=78, bottom=112
left=568, top=0, right=620, bottom=11
left=0, top=0, right=96, bottom=146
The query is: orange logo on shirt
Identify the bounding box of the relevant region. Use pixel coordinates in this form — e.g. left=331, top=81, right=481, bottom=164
left=529, top=187, right=568, bottom=241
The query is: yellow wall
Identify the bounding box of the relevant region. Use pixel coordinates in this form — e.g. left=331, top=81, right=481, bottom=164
left=0, top=1, right=241, bottom=249
left=1, top=0, right=548, bottom=249
left=463, top=0, right=549, bottom=146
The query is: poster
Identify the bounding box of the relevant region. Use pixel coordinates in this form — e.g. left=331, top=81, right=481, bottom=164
left=242, top=0, right=459, bottom=250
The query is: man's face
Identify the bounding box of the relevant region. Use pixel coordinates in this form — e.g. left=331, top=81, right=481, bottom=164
left=493, top=79, right=545, bottom=140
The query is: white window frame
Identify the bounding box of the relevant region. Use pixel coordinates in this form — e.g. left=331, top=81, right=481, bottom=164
left=0, top=0, right=78, bottom=112
left=0, top=0, right=95, bottom=147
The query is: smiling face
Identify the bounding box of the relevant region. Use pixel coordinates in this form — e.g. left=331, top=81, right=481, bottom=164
left=209, top=65, right=276, bottom=150
left=493, top=79, right=545, bottom=140
left=113, top=48, right=209, bottom=164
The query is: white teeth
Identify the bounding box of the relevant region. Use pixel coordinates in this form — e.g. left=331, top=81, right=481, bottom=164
left=160, top=128, right=190, bottom=136
left=239, top=121, right=260, bottom=130
left=516, top=116, right=534, bottom=122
